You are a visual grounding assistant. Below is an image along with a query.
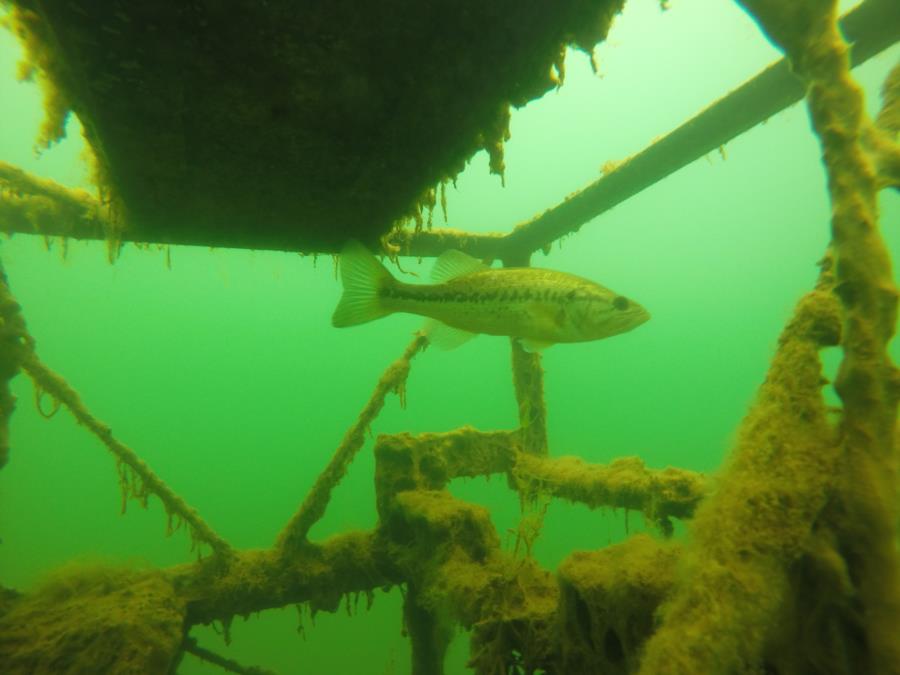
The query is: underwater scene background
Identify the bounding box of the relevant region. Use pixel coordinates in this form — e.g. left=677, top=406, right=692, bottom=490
left=2, top=0, right=899, bottom=672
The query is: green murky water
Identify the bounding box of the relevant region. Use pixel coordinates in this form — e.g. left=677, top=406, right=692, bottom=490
left=2, top=1, right=899, bottom=672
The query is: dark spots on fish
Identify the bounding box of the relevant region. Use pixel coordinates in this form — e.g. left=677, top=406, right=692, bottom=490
left=555, top=307, right=566, bottom=327
left=613, top=296, right=630, bottom=311
left=566, top=289, right=576, bottom=301
left=382, top=287, right=414, bottom=301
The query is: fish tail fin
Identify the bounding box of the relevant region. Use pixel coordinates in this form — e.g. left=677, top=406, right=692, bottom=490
left=331, top=241, right=395, bottom=327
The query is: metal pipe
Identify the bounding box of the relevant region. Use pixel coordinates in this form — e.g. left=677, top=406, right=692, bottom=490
left=501, top=0, right=900, bottom=259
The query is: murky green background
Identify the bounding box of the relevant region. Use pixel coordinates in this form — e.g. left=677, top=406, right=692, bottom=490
left=2, top=1, right=898, bottom=672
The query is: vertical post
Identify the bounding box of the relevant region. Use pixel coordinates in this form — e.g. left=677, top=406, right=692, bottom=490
left=510, top=341, right=548, bottom=457
left=405, top=584, right=452, bottom=675
left=503, top=251, right=548, bottom=457
left=504, top=249, right=551, bottom=557
left=0, top=259, right=32, bottom=470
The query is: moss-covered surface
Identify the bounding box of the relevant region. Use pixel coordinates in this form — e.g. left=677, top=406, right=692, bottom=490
left=0, top=565, right=185, bottom=675
left=0, top=161, right=114, bottom=259
left=0, top=257, right=31, bottom=469
left=636, top=1, right=900, bottom=672
left=4, top=12, right=899, bottom=660
left=558, top=534, right=680, bottom=674
left=738, top=1, right=900, bottom=672
left=637, top=274, right=844, bottom=673
left=173, top=531, right=391, bottom=627
left=2, top=0, right=625, bottom=253
left=515, top=453, right=706, bottom=531
left=382, top=489, right=560, bottom=673
left=371, top=424, right=703, bottom=673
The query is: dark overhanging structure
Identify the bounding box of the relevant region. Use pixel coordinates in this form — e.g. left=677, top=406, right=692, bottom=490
left=0, top=0, right=897, bottom=262
left=1, top=0, right=900, bottom=674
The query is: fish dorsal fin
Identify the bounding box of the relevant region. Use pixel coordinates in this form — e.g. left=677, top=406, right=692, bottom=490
left=431, top=249, right=487, bottom=283
left=423, top=318, right=477, bottom=350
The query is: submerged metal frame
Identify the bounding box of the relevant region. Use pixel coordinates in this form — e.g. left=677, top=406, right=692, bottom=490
left=0, top=1, right=897, bottom=262
left=1, top=1, right=900, bottom=674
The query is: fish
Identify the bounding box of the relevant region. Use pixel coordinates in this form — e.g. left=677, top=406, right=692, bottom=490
left=331, top=240, right=650, bottom=352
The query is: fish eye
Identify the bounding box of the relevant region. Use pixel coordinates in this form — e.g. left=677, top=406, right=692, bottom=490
left=612, top=296, right=629, bottom=311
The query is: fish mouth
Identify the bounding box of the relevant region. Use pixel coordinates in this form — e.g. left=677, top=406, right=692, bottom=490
left=620, top=305, right=650, bottom=335
left=629, top=302, right=651, bottom=327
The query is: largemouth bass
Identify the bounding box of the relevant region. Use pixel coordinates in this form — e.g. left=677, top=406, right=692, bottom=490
left=332, top=241, right=650, bottom=351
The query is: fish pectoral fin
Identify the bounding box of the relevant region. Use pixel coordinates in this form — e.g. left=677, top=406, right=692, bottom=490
left=431, top=249, right=488, bottom=283
left=518, top=337, right=555, bottom=353
left=526, top=301, right=566, bottom=329
left=422, top=319, right=477, bottom=350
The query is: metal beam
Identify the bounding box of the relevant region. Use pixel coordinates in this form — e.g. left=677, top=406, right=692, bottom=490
left=500, top=0, right=900, bottom=259
left=2, top=0, right=897, bottom=258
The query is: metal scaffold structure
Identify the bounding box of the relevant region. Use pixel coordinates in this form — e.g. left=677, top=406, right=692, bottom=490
left=1, top=0, right=899, bottom=673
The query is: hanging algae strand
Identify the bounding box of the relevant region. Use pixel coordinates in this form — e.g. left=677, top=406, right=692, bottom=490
left=21, top=352, right=232, bottom=558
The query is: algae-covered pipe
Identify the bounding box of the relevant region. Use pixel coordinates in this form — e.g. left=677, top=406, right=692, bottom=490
left=2, top=2, right=897, bottom=258
left=502, top=0, right=900, bottom=259
left=0, top=258, right=33, bottom=470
